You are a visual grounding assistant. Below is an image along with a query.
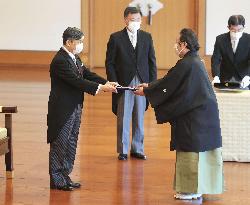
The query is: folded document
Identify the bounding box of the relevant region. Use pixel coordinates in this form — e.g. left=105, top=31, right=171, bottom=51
left=116, top=86, right=138, bottom=92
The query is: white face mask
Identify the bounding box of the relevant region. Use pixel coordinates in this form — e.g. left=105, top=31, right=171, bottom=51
left=230, top=31, right=243, bottom=40
left=174, top=43, right=185, bottom=58
left=73, top=43, right=83, bottom=54
left=128, top=21, right=141, bottom=33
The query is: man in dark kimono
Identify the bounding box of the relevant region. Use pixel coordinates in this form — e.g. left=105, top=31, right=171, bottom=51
left=135, top=28, right=224, bottom=200
left=47, top=27, right=117, bottom=191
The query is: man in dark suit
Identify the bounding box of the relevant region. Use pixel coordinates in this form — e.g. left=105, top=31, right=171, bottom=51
left=211, top=15, right=250, bottom=88
left=105, top=7, right=157, bottom=160
left=47, top=27, right=117, bottom=191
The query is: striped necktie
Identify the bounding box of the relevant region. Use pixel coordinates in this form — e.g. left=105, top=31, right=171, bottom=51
left=72, top=57, right=77, bottom=65
left=232, top=40, right=237, bottom=53
left=131, top=34, right=136, bottom=48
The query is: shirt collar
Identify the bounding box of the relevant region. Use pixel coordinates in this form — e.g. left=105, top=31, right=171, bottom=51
left=126, top=28, right=136, bottom=37
left=62, top=46, right=75, bottom=60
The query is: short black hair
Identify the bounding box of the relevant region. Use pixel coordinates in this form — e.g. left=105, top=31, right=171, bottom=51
left=179, top=28, right=200, bottom=52
left=228, top=15, right=245, bottom=27
left=124, top=6, right=142, bottom=18
left=62, top=27, right=84, bottom=45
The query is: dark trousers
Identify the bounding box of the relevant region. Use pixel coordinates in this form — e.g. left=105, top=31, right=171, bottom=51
left=49, top=105, right=82, bottom=187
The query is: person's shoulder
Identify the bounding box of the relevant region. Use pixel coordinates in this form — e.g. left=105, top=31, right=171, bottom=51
left=216, top=32, right=228, bottom=40
left=243, top=32, right=250, bottom=39
left=179, top=53, right=201, bottom=68
left=139, top=30, right=152, bottom=37
left=51, top=49, right=67, bottom=65
left=110, top=29, right=126, bottom=38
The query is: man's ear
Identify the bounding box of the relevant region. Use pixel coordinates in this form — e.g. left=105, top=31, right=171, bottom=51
left=124, top=18, right=129, bottom=26
left=66, top=39, right=71, bottom=47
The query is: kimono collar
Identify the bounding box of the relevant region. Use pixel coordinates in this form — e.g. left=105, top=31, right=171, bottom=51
left=183, top=50, right=198, bottom=58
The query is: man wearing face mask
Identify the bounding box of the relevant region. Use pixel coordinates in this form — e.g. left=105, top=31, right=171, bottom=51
left=47, top=27, right=117, bottom=191
left=105, top=7, right=157, bottom=160
left=211, top=15, right=250, bottom=88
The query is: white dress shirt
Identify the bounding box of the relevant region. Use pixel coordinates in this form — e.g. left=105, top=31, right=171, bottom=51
left=127, top=29, right=137, bottom=48
left=62, top=46, right=77, bottom=64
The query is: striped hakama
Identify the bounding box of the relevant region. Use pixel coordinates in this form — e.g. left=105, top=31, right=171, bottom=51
left=49, top=104, right=82, bottom=187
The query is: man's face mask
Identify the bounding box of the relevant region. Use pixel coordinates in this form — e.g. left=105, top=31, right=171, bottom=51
left=127, top=21, right=141, bottom=33
left=230, top=31, right=243, bottom=40
left=174, top=43, right=185, bottom=58
left=73, top=43, right=83, bottom=54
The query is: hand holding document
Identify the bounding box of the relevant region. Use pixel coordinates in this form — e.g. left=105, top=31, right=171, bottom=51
left=133, top=83, right=149, bottom=96
left=107, top=82, right=119, bottom=87
left=116, top=85, right=138, bottom=92
left=100, top=82, right=118, bottom=93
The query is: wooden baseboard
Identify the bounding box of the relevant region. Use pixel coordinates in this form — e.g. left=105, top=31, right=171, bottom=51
left=0, top=50, right=56, bottom=66
left=0, top=51, right=90, bottom=68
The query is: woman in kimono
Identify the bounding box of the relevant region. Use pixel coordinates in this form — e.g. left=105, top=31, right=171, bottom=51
left=134, top=28, right=224, bottom=200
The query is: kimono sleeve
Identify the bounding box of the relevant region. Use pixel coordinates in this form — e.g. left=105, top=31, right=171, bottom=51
left=144, top=59, right=205, bottom=122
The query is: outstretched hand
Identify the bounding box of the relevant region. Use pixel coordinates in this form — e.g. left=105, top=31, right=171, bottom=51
left=134, top=83, right=149, bottom=96
left=107, top=81, right=119, bottom=87
left=100, top=82, right=118, bottom=93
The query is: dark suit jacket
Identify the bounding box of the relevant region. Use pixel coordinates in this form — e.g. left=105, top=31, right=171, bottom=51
left=47, top=48, right=107, bottom=143
left=105, top=28, right=157, bottom=114
left=211, top=32, right=250, bottom=82
left=144, top=51, right=222, bottom=152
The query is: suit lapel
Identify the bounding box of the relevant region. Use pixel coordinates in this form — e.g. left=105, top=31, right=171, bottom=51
left=60, top=48, right=81, bottom=75
left=136, top=30, right=144, bottom=63
left=76, top=57, right=84, bottom=76
left=235, top=33, right=248, bottom=59
left=121, top=28, right=137, bottom=64
left=224, top=33, right=234, bottom=62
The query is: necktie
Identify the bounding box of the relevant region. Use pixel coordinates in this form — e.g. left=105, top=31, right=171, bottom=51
left=72, top=57, right=80, bottom=72
left=232, top=40, right=237, bottom=53
left=72, top=57, right=77, bottom=65
left=131, top=34, right=136, bottom=48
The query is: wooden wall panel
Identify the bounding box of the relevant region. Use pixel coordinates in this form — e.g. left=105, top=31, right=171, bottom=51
left=0, top=0, right=210, bottom=72
left=0, top=51, right=55, bottom=68
left=0, top=0, right=89, bottom=68
left=90, top=0, right=196, bottom=69
left=196, top=0, right=212, bottom=76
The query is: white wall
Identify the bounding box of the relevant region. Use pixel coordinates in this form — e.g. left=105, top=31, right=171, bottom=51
left=206, top=0, right=250, bottom=55
left=0, top=0, right=81, bottom=51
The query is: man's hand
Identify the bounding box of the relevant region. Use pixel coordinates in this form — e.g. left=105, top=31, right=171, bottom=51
left=107, top=81, right=119, bottom=87
left=134, top=83, right=148, bottom=96
left=134, top=87, right=145, bottom=96
left=137, top=83, right=149, bottom=88
left=100, top=82, right=117, bottom=93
